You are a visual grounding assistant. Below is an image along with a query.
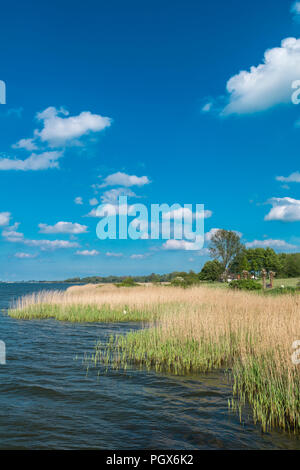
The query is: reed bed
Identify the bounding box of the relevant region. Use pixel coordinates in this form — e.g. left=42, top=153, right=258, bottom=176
left=8, top=285, right=167, bottom=322
left=87, top=286, right=300, bottom=432
left=8, top=284, right=300, bottom=431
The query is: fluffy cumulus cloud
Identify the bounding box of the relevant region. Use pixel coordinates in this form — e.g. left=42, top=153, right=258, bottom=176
left=265, top=197, right=300, bottom=221
left=0, top=212, right=11, bottom=226
left=34, top=107, right=112, bottom=147
left=100, top=188, right=137, bottom=204
left=12, top=138, right=38, bottom=151
left=130, top=254, right=146, bottom=259
left=218, top=37, right=300, bottom=115
left=0, top=151, right=63, bottom=171
left=245, top=239, right=297, bottom=250
left=75, top=249, right=99, bottom=256
left=276, top=171, right=300, bottom=183
left=4, top=106, right=112, bottom=171
left=74, top=196, right=83, bottom=205
left=99, top=172, right=150, bottom=188
left=38, top=221, right=88, bottom=234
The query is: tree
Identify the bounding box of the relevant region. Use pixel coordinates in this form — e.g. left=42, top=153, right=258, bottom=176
left=246, top=248, right=265, bottom=273
left=230, top=249, right=250, bottom=274
left=209, top=229, right=243, bottom=275
left=264, top=248, right=281, bottom=274
left=284, top=253, right=300, bottom=277
left=199, top=260, right=223, bottom=281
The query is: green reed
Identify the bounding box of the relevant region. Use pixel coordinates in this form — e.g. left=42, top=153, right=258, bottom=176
left=8, top=303, right=155, bottom=323
left=88, top=327, right=300, bottom=433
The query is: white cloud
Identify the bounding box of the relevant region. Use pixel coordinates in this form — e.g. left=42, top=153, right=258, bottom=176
left=38, top=221, right=88, bottom=234
left=162, top=239, right=202, bottom=251
left=75, top=249, right=99, bottom=256
left=219, top=37, right=300, bottom=115
left=86, top=202, right=130, bottom=217
left=276, top=171, right=300, bottom=183
left=86, top=204, right=117, bottom=217
left=100, top=172, right=150, bottom=187
left=2, top=227, right=79, bottom=250
left=0, top=212, right=11, bottom=226
left=106, top=252, right=123, bottom=257
left=245, top=239, right=297, bottom=249
left=130, top=254, right=146, bottom=259
left=15, top=252, right=37, bottom=259
left=200, top=210, right=213, bottom=219
left=23, top=239, right=79, bottom=250
left=85, top=208, right=99, bottom=218
left=204, top=228, right=221, bottom=241
left=100, top=187, right=137, bottom=204
left=2, top=224, right=24, bottom=242
left=202, top=102, right=213, bottom=112
left=162, top=207, right=212, bottom=220
left=89, top=198, right=98, bottom=206
left=12, top=138, right=38, bottom=151
left=74, top=196, right=83, bottom=205
left=35, top=107, right=112, bottom=147
left=291, top=2, right=300, bottom=16
left=0, top=151, right=63, bottom=171
left=265, top=197, right=300, bottom=221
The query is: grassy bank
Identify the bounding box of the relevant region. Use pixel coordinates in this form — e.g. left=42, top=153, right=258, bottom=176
left=7, top=285, right=164, bottom=322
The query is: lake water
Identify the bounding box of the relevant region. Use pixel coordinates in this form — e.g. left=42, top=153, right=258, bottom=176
left=0, top=282, right=299, bottom=450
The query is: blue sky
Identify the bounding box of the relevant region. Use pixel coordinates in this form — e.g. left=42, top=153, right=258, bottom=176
left=1, top=0, right=300, bottom=280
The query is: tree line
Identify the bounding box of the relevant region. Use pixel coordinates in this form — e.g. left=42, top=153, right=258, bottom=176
left=64, top=230, right=300, bottom=284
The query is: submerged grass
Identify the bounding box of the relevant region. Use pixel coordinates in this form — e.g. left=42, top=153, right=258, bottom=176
left=8, top=283, right=300, bottom=432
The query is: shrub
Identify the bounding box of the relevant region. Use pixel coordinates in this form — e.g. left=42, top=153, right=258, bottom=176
left=229, top=279, right=262, bottom=291
left=170, top=275, right=199, bottom=288
left=266, top=286, right=300, bottom=296
left=116, top=277, right=138, bottom=287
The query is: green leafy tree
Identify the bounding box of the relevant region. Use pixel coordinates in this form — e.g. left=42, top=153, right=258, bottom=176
left=209, top=229, right=243, bottom=275
left=284, top=253, right=300, bottom=277
left=199, top=260, right=223, bottom=281
left=264, top=248, right=281, bottom=274
left=230, top=250, right=250, bottom=274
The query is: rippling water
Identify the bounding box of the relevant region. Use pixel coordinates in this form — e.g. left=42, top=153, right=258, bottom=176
left=0, top=282, right=299, bottom=450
